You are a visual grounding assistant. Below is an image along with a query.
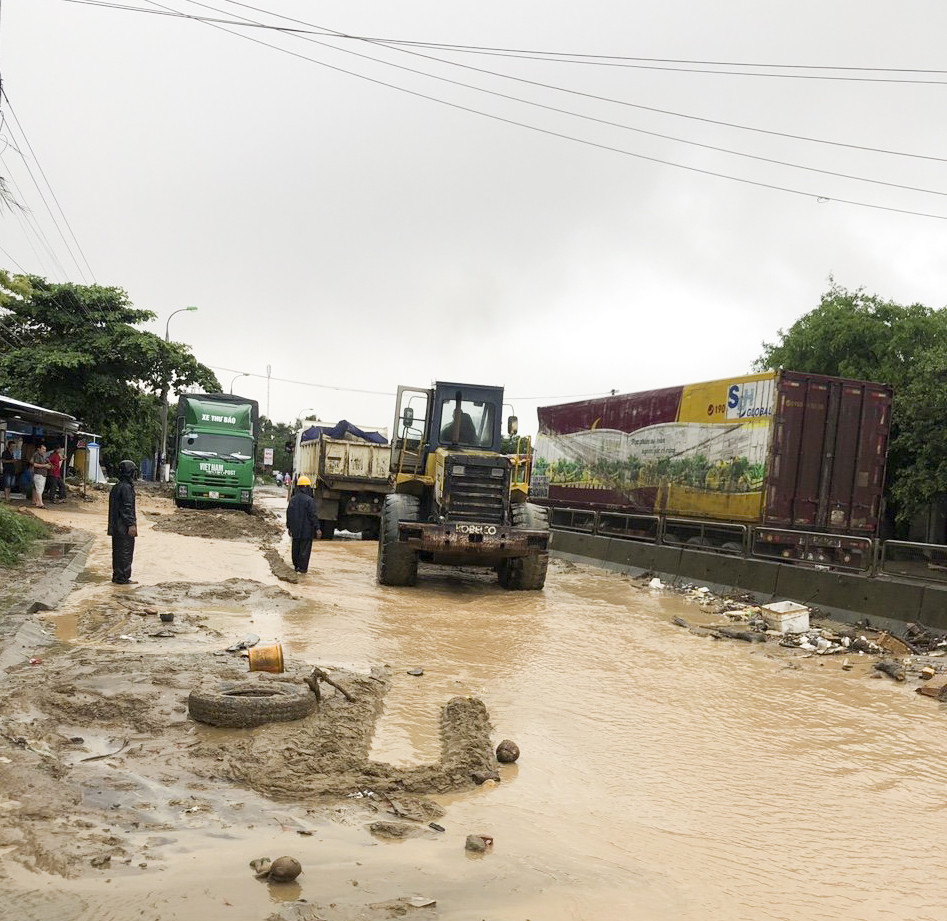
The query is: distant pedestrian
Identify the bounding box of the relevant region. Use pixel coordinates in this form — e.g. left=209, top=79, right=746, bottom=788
left=108, top=459, right=139, bottom=585
left=286, top=475, right=320, bottom=573
left=283, top=471, right=291, bottom=488
left=31, top=443, right=50, bottom=509
left=1, top=440, right=15, bottom=501
left=47, top=447, right=66, bottom=502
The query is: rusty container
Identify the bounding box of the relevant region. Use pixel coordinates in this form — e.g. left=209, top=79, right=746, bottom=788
left=248, top=642, right=284, bottom=673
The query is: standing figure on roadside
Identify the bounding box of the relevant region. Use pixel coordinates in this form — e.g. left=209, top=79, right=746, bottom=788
left=286, top=475, right=320, bottom=574
left=108, top=459, right=139, bottom=585
left=1, top=440, right=15, bottom=502
left=31, top=443, right=50, bottom=509
left=47, top=446, right=66, bottom=503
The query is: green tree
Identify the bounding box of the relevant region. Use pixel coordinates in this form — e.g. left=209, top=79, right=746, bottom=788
left=257, top=416, right=295, bottom=473
left=0, top=274, right=219, bottom=469
left=756, top=281, right=947, bottom=524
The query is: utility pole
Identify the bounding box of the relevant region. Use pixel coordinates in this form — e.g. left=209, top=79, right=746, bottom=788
left=266, top=364, right=271, bottom=418
left=159, top=306, right=198, bottom=481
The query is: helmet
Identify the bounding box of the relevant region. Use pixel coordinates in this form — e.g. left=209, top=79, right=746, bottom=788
left=296, top=475, right=312, bottom=487
left=118, top=459, right=138, bottom=480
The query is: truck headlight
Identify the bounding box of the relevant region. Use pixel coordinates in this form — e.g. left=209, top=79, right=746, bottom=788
left=491, top=467, right=505, bottom=478
left=240, top=489, right=250, bottom=502
left=452, top=465, right=465, bottom=476
left=177, top=485, right=187, bottom=498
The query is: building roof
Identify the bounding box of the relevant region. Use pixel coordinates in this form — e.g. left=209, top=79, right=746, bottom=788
left=0, top=393, right=81, bottom=434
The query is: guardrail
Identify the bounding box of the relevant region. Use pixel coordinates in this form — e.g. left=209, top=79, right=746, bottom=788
left=544, top=505, right=947, bottom=583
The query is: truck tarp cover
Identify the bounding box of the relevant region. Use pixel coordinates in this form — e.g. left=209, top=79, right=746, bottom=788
left=301, top=420, right=388, bottom=445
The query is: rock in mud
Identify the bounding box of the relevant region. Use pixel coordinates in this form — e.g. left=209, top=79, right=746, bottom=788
left=496, top=739, right=520, bottom=763
left=269, top=856, right=302, bottom=882
left=265, top=901, right=323, bottom=921
left=465, top=834, right=493, bottom=852
left=471, top=770, right=500, bottom=785
left=369, top=821, right=423, bottom=840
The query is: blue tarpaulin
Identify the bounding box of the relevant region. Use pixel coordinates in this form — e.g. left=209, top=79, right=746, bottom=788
left=301, top=420, right=388, bottom=445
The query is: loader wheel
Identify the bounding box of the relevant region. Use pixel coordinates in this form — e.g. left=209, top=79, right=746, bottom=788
left=498, top=553, right=549, bottom=590
left=499, top=502, right=550, bottom=590
left=377, top=494, right=420, bottom=586
left=187, top=680, right=316, bottom=729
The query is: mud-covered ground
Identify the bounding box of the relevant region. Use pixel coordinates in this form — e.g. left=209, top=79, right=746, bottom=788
left=152, top=507, right=282, bottom=543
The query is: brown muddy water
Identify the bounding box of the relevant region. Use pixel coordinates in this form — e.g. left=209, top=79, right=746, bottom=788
left=10, top=495, right=947, bottom=920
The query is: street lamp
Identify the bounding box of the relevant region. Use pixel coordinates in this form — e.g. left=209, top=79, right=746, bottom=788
left=159, top=306, right=198, bottom=482
left=230, top=372, right=250, bottom=394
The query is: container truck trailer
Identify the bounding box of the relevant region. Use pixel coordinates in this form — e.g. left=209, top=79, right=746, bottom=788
left=533, top=370, right=892, bottom=566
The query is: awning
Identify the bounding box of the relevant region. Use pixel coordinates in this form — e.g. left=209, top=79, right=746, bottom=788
left=0, top=393, right=82, bottom=435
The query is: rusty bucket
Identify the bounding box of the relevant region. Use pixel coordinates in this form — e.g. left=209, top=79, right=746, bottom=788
left=248, top=642, right=284, bottom=673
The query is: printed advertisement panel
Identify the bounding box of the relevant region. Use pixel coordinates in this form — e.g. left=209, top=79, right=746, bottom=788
left=533, top=373, right=776, bottom=521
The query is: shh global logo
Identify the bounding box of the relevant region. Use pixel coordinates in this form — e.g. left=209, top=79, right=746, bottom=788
left=726, top=382, right=773, bottom=420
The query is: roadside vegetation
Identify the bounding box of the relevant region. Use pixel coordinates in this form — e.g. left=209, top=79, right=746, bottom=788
left=757, top=281, right=947, bottom=526
left=0, top=504, right=49, bottom=566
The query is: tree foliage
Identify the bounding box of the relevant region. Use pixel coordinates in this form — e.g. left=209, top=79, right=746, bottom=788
left=0, top=274, right=219, bottom=469
left=756, top=281, right=947, bottom=523
left=257, top=416, right=295, bottom=473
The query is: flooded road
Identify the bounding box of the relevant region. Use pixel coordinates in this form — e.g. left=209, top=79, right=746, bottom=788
left=8, top=491, right=947, bottom=921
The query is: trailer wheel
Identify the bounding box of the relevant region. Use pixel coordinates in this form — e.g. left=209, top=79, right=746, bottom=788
left=377, top=494, right=419, bottom=586
left=187, top=681, right=316, bottom=729
left=320, top=522, right=336, bottom=541
left=499, top=502, right=549, bottom=590
left=361, top=523, right=380, bottom=541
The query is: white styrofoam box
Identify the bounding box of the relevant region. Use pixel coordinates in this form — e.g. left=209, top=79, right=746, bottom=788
left=762, top=601, right=810, bottom=634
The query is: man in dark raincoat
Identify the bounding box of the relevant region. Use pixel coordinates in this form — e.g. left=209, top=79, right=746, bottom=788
left=286, top=476, right=320, bottom=573
left=108, top=459, right=139, bottom=584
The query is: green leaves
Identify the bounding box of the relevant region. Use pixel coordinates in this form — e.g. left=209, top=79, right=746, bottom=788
left=0, top=273, right=220, bottom=469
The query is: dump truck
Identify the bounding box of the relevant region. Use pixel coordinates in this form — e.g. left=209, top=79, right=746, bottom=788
left=377, top=381, right=550, bottom=589
left=173, top=393, right=259, bottom=510
left=533, top=370, right=892, bottom=565
left=292, top=420, right=391, bottom=540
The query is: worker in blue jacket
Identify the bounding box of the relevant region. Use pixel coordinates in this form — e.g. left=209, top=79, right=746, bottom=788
left=286, top=476, right=321, bottom=573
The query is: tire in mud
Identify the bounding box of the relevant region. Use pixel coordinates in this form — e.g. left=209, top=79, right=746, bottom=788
left=498, top=501, right=549, bottom=590
left=377, top=493, right=420, bottom=586
left=188, top=682, right=316, bottom=728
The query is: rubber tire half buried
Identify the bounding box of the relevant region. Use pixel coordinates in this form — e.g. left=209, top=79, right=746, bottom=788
left=188, top=681, right=316, bottom=728
left=377, top=493, right=420, bottom=586
left=498, top=501, right=549, bottom=590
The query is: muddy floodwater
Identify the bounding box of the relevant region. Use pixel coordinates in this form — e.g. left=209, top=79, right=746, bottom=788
left=5, top=490, right=947, bottom=921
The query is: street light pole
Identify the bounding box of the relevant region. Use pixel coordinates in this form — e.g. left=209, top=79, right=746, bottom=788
left=159, top=306, right=198, bottom=482
left=230, top=372, right=250, bottom=394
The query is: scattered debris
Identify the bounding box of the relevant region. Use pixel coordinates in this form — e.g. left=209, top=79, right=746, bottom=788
left=916, top=676, right=947, bottom=701
left=465, top=834, right=493, bottom=852
left=874, top=660, right=906, bottom=682
left=471, top=770, right=500, bottom=785
left=226, top=633, right=261, bottom=653
left=407, top=667, right=424, bottom=677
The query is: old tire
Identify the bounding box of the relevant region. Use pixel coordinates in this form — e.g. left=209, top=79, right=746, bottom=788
left=499, top=502, right=549, bottom=590
left=188, top=681, right=316, bottom=729
left=377, top=494, right=420, bottom=586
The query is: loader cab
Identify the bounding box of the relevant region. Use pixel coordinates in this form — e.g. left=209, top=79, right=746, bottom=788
left=391, top=381, right=508, bottom=478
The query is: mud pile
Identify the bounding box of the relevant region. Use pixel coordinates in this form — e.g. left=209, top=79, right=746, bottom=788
left=151, top=507, right=281, bottom=542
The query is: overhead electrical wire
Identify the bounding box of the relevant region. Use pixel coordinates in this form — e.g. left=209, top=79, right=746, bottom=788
left=61, top=0, right=947, bottom=84
left=63, top=0, right=947, bottom=166
left=0, top=90, right=96, bottom=283
left=206, top=363, right=609, bottom=402
left=63, top=0, right=947, bottom=219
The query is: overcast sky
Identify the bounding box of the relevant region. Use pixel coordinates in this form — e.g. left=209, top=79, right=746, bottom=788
left=2, top=0, right=946, bottom=433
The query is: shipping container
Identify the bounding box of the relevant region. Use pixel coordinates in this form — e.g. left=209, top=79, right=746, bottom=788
left=533, top=370, right=892, bottom=537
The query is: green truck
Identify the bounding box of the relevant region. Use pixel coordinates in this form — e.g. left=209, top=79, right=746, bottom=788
left=173, top=393, right=259, bottom=510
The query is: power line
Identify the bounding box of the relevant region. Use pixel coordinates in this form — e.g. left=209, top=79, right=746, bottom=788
left=62, top=0, right=947, bottom=83
left=142, top=0, right=947, bottom=220
left=0, top=89, right=96, bottom=282
left=206, top=363, right=609, bottom=402
left=64, top=0, right=947, bottom=166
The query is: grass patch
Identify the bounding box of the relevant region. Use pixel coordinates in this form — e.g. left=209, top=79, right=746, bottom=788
left=0, top=504, right=50, bottom=566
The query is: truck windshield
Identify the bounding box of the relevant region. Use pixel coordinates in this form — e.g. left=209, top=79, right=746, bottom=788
left=438, top=400, right=496, bottom=448
left=180, top=433, right=253, bottom=461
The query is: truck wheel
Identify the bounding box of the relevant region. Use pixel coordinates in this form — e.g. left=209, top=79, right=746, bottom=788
left=361, top=523, right=380, bottom=541
left=377, top=494, right=419, bottom=586
left=320, top=522, right=336, bottom=541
